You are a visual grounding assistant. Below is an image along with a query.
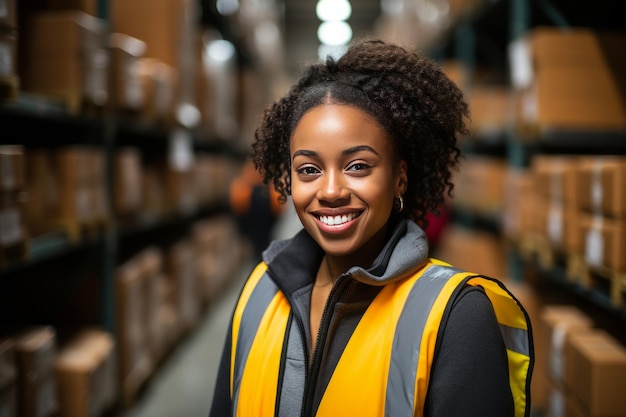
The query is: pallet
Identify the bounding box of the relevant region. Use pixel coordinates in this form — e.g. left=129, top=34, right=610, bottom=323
left=0, top=75, right=19, bottom=102
left=513, top=233, right=625, bottom=309
left=55, top=216, right=109, bottom=244
left=578, top=263, right=626, bottom=309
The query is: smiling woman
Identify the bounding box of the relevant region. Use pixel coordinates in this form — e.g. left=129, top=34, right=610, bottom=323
left=208, top=39, right=534, bottom=417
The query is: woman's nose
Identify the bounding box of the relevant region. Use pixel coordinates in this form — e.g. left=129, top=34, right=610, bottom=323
left=318, top=171, right=350, bottom=203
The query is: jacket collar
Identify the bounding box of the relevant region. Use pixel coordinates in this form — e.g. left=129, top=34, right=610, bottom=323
left=263, top=218, right=429, bottom=294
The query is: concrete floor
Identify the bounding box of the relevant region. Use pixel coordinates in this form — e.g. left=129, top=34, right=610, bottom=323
left=114, top=203, right=302, bottom=417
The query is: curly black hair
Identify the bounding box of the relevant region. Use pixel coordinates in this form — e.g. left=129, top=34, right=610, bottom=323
left=250, top=38, right=469, bottom=227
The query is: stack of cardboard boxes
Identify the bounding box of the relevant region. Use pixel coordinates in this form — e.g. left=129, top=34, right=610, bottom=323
left=508, top=154, right=626, bottom=309
left=537, top=305, right=626, bottom=417
left=115, top=215, right=246, bottom=407
left=512, top=26, right=626, bottom=135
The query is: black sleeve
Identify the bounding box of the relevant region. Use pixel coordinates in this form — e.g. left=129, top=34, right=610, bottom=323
left=208, top=322, right=233, bottom=417
left=424, top=285, right=514, bottom=417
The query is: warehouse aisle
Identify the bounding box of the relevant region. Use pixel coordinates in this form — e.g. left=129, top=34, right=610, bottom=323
left=114, top=258, right=250, bottom=417
left=115, top=203, right=302, bottom=417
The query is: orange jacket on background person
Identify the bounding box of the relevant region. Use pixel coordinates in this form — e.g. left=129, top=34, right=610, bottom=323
left=229, top=161, right=283, bottom=218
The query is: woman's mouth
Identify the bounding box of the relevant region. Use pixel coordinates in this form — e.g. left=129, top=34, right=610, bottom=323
left=316, top=211, right=362, bottom=226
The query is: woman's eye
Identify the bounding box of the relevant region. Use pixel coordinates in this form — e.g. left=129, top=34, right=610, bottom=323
left=297, top=166, right=319, bottom=175
left=347, top=162, right=370, bottom=172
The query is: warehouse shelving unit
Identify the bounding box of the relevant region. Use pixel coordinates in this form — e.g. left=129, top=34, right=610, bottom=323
left=424, top=0, right=626, bottom=324
left=0, top=92, right=244, bottom=333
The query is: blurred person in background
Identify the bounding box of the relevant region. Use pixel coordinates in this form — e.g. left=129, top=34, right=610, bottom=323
left=228, top=159, right=283, bottom=262
left=210, top=39, right=533, bottom=417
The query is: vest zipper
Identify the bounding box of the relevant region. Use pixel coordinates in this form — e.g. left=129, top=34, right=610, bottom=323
left=300, top=273, right=349, bottom=417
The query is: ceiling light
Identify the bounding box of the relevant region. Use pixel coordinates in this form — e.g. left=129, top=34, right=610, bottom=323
left=316, top=0, right=352, bottom=22
left=317, top=21, right=352, bottom=46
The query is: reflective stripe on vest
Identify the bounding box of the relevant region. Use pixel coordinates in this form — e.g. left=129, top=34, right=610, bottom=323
left=230, top=260, right=533, bottom=417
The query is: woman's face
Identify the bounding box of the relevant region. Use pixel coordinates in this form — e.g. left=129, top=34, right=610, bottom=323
left=290, top=103, right=407, bottom=262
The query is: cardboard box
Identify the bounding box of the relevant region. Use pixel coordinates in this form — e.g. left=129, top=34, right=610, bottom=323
left=24, top=11, right=106, bottom=59
left=0, top=190, right=27, bottom=247
left=54, top=147, right=96, bottom=223
left=24, top=150, right=60, bottom=236
left=452, top=155, right=508, bottom=215
left=531, top=155, right=580, bottom=206
left=0, top=146, right=24, bottom=192
left=115, top=258, right=151, bottom=382
left=580, top=214, right=626, bottom=272
left=0, top=31, right=17, bottom=79
left=138, top=247, right=166, bottom=361
left=531, top=66, right=626, bottom=130
left=547, top=378, right=588, bottom=417
left=137, top=58, right=177, bottom=124
left=526, top=27, right=618, bottom=70
left=108, top=33, right=147, bottom=112
left=517, top=27, right=626, bottom=131
left=538, top=305, right=594, bottom=390
left=13, top=327, right=58, bottom=417
left=55, top=327, right=117, bottom=417
left=577, top=156, right=626, bottom=220
left=533, top=195, right=582, bottom=255
left=21, top=11, right=109, bottom=107
left=109, top=0, right=186, bottom=69
left=166, top=239, right=199, bottom=332
left=467, top=86, right=513, bottom=136
left=0, top=0, right=17, bottom=30
left=567, top=330, right=626, bottom=417
left=114, top=148, right=143, bottom=217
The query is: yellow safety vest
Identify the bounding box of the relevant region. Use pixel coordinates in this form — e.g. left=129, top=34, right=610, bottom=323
left=230, top=259, right=533, bottom=417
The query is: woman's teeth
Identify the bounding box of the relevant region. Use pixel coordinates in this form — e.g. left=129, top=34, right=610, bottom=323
left=319, top=212, right=359, bottom=226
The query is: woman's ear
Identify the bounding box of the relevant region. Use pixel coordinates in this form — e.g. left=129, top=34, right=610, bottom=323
left=395, top=160, right=408, bottom=195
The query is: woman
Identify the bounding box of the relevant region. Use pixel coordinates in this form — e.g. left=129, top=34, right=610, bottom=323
left=209, top=39, right=533, bottom=417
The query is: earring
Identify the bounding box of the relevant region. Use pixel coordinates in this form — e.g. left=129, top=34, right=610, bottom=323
left=395, top=195, right=404, bottom=213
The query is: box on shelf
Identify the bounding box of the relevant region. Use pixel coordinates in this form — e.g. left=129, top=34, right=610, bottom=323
left=50, top=146, right=109, bottom=241
left=452, top=155, right=508, bottom=216
left=0, top=0, right=17, bottom=30
left=537, top=305, right=595, bottom=392
left=532, top=195, right=582, bottom=256
left=577, top=156, right=626, bottom=220
left=12, top=326, right=59, bottom=417
left=530, top=155, right=580, bottom=207
left=24, top=150, right=60, bottom=237
left=0, top=337, right=16, bottom=415
left=580, top=213, right=626, bottom=272
left=21, top=10, right=109, bottom=112
left=108, top=32, right=147, bottom=114
left=109, top=0, right=186, bottom=69
left=566, top=329, right=626, bottom=417
left=0, top=31, right=17, bottom=79
left=137, top=57, right=177, bottom=125
left=115, top=256, right=153, bottom=407
left=166, top=239, right=200, bottom=333
left=467, top=86, right=514, bottom=137
left=54, top=327, right=117, bottom=417
left=137, top=247, right=168, bottom=362
left=0, top=146, right=25, bottom=192
left=113, top=147, right=143, bottom=219
left=514, top=26, right=626, bottom=132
